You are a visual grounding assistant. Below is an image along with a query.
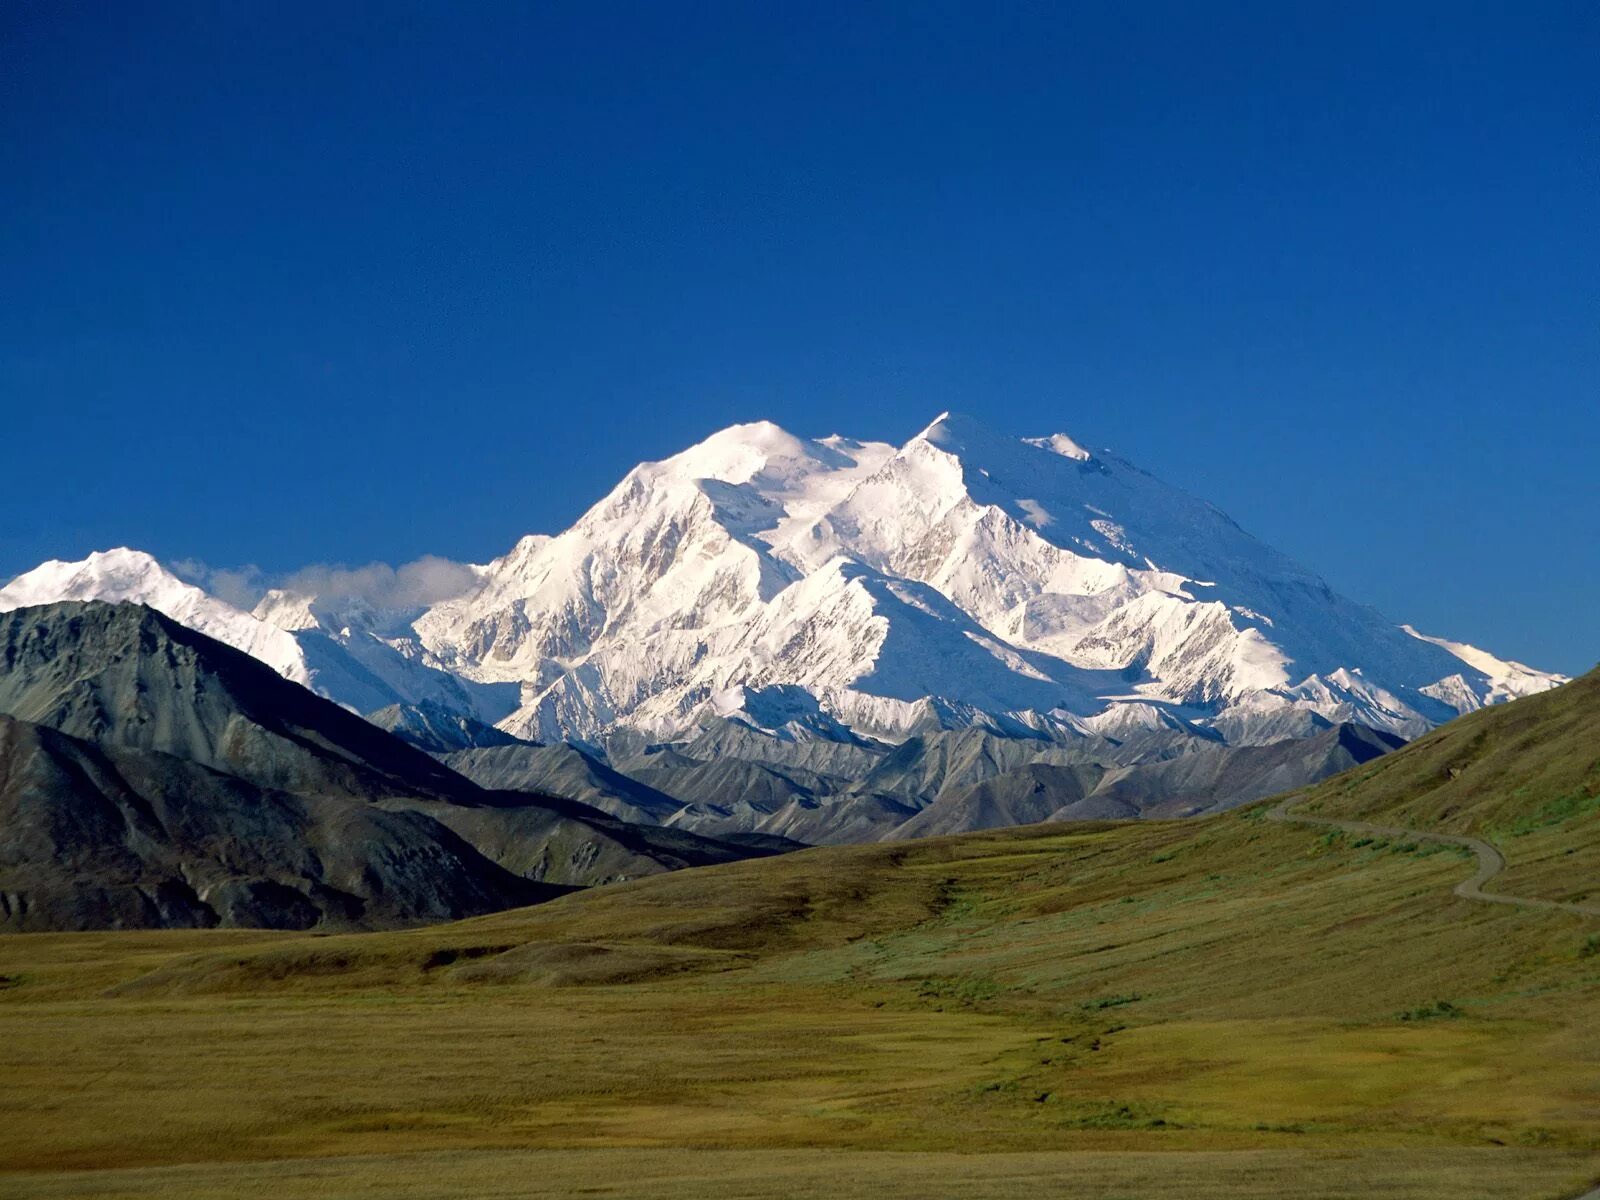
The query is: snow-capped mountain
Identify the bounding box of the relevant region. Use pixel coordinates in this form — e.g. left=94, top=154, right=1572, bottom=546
left=0, top=549, right=310, bottom=682
left=0, top=415, right=1563, bottom=752
left=0, top=549, right=517, bottom=722
left=416, top=413, right=1562, bottom=744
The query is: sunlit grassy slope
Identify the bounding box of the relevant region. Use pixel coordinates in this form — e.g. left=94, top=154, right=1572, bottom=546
left=1, top=669, right=1597, bottom=1199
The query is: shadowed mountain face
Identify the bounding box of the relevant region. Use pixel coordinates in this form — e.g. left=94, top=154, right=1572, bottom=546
left=0, top=602, right=785, bottom=931
left=0, top=713, right=550, bottom=931
left=884, top=723, right=1404, bottom=839
left=367, top=700, right=527, bottom=754
left=0, top=600, right=474, bottom=803
left=367, top=691, right=1406, bottom=847
left=441, top=742, right=684, bottom=826
left=577, top=719, right=1402, bottom=846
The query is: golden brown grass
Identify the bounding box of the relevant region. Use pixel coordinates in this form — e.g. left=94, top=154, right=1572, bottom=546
left=7, top=1147, right=1598, bottom=1200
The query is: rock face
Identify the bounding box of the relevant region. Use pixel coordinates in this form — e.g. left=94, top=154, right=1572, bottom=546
left=884, top=723, right=1405, bottom=839
left=0, top=602, right=783, bottom=931
left=599, top=720, right=1399, bottom=845
left=0, top=599, right=481, bottom=804
left=442, top=742, right=683, bottom=826
left=368, top=700, right=528, bottom=754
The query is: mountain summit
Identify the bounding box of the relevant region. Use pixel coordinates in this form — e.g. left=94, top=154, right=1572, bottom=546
left=0, top=415, right=1563, bottom=753
left=412, top=413, right=1561, bottom=744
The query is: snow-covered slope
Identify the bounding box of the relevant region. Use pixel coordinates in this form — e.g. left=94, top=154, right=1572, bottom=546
left=0, top=550, right=309, bottom=682
left=415, top=413, right=1564, bottom=743
left=0, top=550, right=516, bottom=722
left=248, top=587, right=517, bottom=720
left=1, top=415, right=1564, bottom=752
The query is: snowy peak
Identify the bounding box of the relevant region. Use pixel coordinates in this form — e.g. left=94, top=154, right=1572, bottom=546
left=645, top=421, right=897, bottom=558
left=650, top=420, right=850, bottom=487
left=0, top=549, right=517, bottom=724
left=252, top=587, right=425, bottom=642
left=414, top=411, right=1565, bottom=745
left=0, top=547, right=200, bottom=611
left=1024, top=431, right=1094, bottom=462
left=252, top=588, right=323, bottom=632
left=1404, top=625, right=1563, bottom=706
left=916, top=410, right=1056, bottom=462
left=0, top=549, right=310, bottom=684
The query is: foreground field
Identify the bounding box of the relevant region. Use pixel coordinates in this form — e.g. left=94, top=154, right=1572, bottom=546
left=2, top=672, right=1597, bottom=1198
left=8, top=1147, right=1599, bottom=1200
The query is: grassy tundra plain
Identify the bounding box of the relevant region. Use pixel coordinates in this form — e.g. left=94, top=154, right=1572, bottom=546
left=2, top=671, right=1597, bottom=1199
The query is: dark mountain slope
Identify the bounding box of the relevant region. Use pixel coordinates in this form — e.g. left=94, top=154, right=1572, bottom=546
left=1078, top=722, right=1404, bottom=819
left=0, top=602, right=789, bottom=929
left=368, top=700, right=527, bottom=753
left=883, top=762, right=1109, bottom=838
left=444, top=742, right=684, bottom=824
left=0, top=601, right=471, bottom=802
left=402, top=787, right=796, bottom=881
left=886, top=722, right=1401, bottom=839
left=0, top=713, right=552, bottom=931
left=622, top=754, right=842, bottom=814
left=849, top=728, right=1085, bottom=807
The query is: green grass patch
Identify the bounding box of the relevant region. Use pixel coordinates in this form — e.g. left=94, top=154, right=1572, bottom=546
left=1052, top=1101, right=1174, bottom=1130
left=1397, top=999, right=1462, bottom=1022
left=1080, top=993, right=1143, bottom=1011
left=1498, top=787, right=1600, bottom=838
left=914, top=974, right=1001, bottom=1008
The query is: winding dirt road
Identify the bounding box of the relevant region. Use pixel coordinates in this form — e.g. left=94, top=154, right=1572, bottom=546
left=1265, top=795, right=1600, bottom=919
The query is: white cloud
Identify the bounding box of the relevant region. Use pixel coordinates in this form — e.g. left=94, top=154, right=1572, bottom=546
left=278, top=556, right=480, bottom=609
left=169, top=559, right=268, bottom=609
left=170, top=555, right=479, bottom=612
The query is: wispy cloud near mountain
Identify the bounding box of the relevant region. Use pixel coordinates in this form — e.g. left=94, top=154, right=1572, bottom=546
left=170, top=555, right=480, bottom=612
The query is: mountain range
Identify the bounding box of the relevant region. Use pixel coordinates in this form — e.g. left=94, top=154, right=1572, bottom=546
left=0, top=413, right=1565, bottom=846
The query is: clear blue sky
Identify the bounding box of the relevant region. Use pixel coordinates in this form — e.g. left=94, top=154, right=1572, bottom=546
left=2, top=2, right=1594, bottom=673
